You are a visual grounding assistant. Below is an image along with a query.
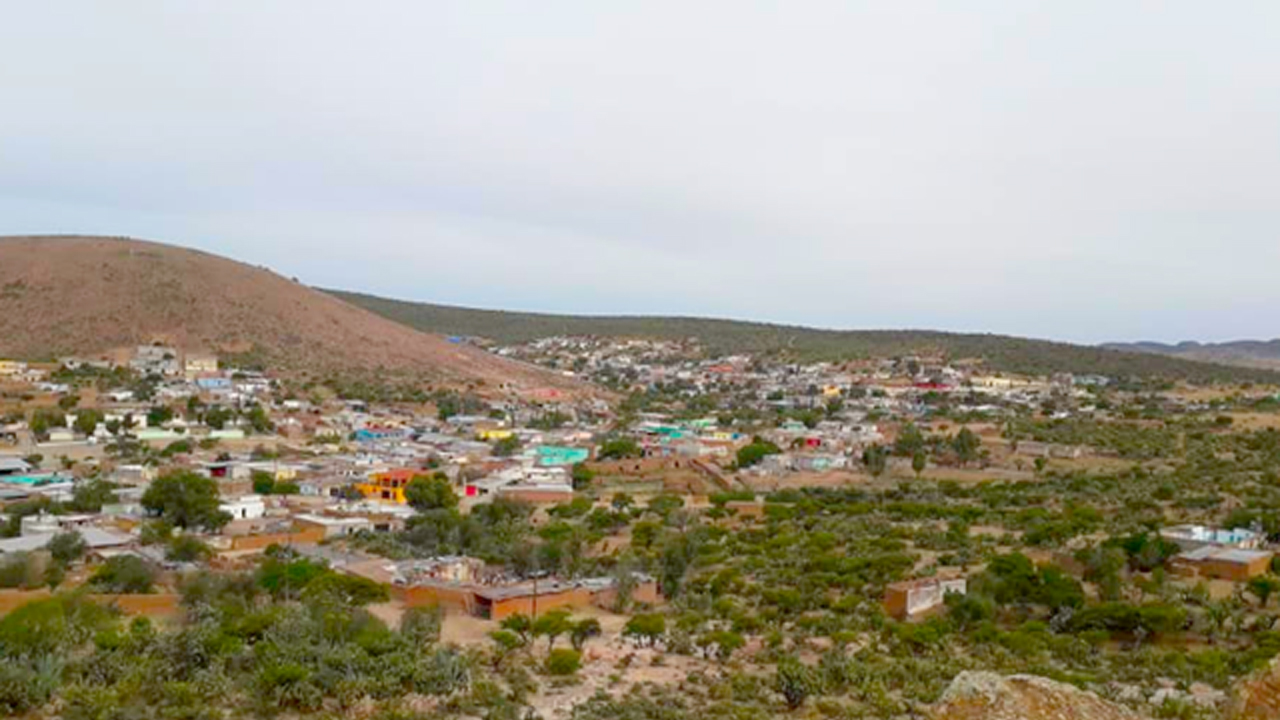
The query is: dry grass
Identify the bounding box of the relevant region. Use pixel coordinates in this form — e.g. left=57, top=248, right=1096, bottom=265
left=0, top=236, right=599, bottom=399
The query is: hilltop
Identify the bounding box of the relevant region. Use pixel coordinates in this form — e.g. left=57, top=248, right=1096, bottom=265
left=0, top=236, right=587, bottom=397
left=1104, top=339, right=1280, bottom=371
left=330, top=290, right=1280, bottom=384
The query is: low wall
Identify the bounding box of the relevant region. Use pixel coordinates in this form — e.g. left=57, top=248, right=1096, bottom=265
left=0, top=589, right=181, bottom=617
left=395, top=584, right=478, bottom=614
left=228, top=526, right=326, bottom=551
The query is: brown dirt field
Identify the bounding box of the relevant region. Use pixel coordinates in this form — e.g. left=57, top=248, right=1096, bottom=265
left=1226, top=412, right=1280, bottom=431
left=0, top=236, right=602, bottom=400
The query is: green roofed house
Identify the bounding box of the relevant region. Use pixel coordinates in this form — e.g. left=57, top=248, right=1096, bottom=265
left=535, top=445, right=591, bottom=467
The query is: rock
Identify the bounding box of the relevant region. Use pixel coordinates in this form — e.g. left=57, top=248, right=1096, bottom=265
left=1228, top=655, right=1280, bottom=720
left=1188, top=682, right=1225, bottom=709
left=930, top=671, right=1147, bottom=720
left=1109, top=682, right=1144, bottom=704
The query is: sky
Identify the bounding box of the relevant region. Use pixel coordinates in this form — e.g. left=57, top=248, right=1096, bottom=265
left=2, top=2, right=1279, bottom=344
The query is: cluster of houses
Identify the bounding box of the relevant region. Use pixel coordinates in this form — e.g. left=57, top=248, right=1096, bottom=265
left=492, top=336, right=1132, bottom=475
left=881, top=523, right=1274, bottom=621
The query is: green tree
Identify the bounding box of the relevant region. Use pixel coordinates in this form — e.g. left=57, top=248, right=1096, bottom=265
left=570, top=463, right=596, bottom=490
left=68, top=479, right=118, bottom=513
left=598, top=437, right=642, bottom=460
left=488, top=629, right=525, bottom=669
left=141, top=471, right=231, bottom=531
left=862, top=444, right=888, bottom=477
left=301, top=572, right=389, bottom=607
left=570, top=618, right=602, bottom=651
left=252, top=470, right=276, bottom=495
left=952, top=427, right=981, bottom=465
left=401, top=605, right=443, bottom=646
left=894, top=423, right=926, bottom=457
left=775, top=657, right=817, bottom=710
left=166, top=534, right=213, bottom=562
left=89, top=555, right=156, bottom=593
left=404, top=473, right=458, bottom=512
left=532, top=608, right=574, bottom=651
left=203, top=406, right=232, bottom=430
left=544, top=648, right=581, bottom=676
left=146, top=405, right=174, bottom=427
left=911, top=449, right=927, bottom=477
left=245, top=404, right=273, bottom=433
left=1249, top=576, right=1280, bottom=608
left=256, top=555, right=329, bottom=600
left=28, top=408, right=65, bottom=440
left=493, top=434, right=523, bottom=457
left=73, top=409, right=103, bottom=436
left=500, top=613, right=533, bottom=646
left=736, top=437, right=782, bottom=468
left=697, top=629, right=744, bottom=663
left=47, top=532, right=86, bottom=567
left=623, top=613, right=666, bottom=647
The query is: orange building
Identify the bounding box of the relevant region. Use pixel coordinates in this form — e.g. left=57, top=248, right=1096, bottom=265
left=883, top=576, right=967, bottom=620
left=355, top=469, right=418, bottom=504
left=1171, top=547, right=1272, bottom=582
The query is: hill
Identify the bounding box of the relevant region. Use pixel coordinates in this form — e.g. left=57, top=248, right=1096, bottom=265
left=330, top=290, right=1280, bottom=384
left=1104, top=339, right=1280, bottom=371
left=0, top=236, right=589, bottom=397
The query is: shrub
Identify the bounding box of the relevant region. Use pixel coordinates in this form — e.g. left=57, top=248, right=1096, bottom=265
left=545, top=648, right=582, bottom=676
left=89, top=556, right=156, bottom=594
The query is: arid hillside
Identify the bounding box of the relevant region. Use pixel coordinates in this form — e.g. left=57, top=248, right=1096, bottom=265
left=0, top=236, right=587, bottom=397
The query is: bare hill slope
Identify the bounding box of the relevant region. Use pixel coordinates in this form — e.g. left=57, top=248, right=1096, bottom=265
left=0, top=236, right=584, bottom=396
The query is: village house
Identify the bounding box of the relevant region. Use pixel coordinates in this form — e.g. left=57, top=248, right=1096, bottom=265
left=355, top=468, right=417, bottom=504
left=1171, top=546, right=1273, bottom=582
left=882, top=576, right=967, bottom=620
left=184, top=353, right=219, bottom=378
left=1160, top=525, right=1262, bottom=552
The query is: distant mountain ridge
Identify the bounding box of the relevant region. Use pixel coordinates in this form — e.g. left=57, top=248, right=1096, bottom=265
left=0, top=236, right=590, bottom=397
left=329, top=290, right=1280, bottom=384
left=1103, top=339, right=1280, bottom=371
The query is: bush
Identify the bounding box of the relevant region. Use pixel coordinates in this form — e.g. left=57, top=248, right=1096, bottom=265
left=545, top=648, right=582, bottom=676
left=598, top=437, right=641, bottom=460
left=166, top=534, right=213, bottom=562
left=48, top=532, right=86, bottom=567
left=404, top=474, right=458, bottom=512
left=623, top=613, right=666, bottom=647
left=141, top=471, right=231, bottom=531
left=89, top=556, right=156, bottom=594
left=736, top=437, right=781, bottom=468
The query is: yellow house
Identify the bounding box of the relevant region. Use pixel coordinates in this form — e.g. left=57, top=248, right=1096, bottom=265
left=477, top=428, right=514, bottom=441
left=355, top=469, right=417, bottom=504
left=822, top=385, right=843, bottom=397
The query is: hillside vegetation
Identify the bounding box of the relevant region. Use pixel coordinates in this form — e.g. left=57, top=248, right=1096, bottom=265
left=1105, top=340, right=1280, bottom=371
left=0, top=236, right=588, bottom=396
left=332, top=290, right=1280, bottom=384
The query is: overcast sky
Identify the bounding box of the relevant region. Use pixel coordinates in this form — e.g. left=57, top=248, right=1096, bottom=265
left=3, top=3, right=1278, bottom=344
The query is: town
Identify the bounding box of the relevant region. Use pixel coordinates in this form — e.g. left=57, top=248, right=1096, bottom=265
left=4, top=337, right=1280, bottom=718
